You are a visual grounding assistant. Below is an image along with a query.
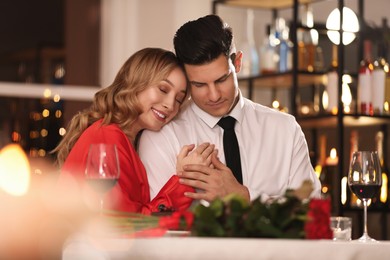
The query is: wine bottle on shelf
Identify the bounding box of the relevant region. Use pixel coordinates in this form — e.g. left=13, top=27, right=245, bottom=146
left=325, top=44, right=338, bottom=114
left=260, top=24, right=277, bottom=75
left=374, top=131, right=389, bottom=208
left=315, top=135, right=329, bottom=196
left=297, top=3, right=317, bottom=72
left=385, top=73, right=390, bottom=114
left=371, top=45, right=388, bottom=115
left=358, top=40, right=373, bottom=115
left=240, top=9, right=260, bottom=77
left=348, top=130, right=360, bottom=207
left=382, top=18, right=390, bottom=114
left=277, top=18, right=292, bottom=73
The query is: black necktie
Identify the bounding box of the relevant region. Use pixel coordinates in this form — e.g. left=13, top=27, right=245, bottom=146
left=217, top=116, right=243, bottom=184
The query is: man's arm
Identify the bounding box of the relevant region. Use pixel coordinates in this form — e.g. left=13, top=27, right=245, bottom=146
left=289, top=121, right=322, bottom=198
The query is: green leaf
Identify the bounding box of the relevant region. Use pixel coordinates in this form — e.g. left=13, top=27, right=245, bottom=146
left=190, top=182, right=315, bottom=239
left=209, top=198, right=224, bottom=217
left=223, top=193, right=249, bottom=208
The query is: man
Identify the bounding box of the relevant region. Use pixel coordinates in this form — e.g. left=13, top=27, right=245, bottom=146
left=139, top=14, right=321, bottom=205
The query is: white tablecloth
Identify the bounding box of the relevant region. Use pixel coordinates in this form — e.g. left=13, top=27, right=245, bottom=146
left=63, top=235, right=390, bottom=260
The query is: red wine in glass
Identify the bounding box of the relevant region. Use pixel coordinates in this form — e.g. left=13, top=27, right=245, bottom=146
left=85, top=143, right=120, bottom=213
left=85, top=178, right=118, bottom=194
left=348, top=151, right=382, bottom=242
left=349, top=184, right=381, bottom=200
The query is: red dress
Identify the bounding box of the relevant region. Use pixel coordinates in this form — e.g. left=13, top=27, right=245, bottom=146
left=60, top=119, right=193, bottom=214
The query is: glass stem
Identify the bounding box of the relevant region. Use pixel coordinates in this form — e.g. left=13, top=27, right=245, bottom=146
left=363, top=199, right=368, bottom=236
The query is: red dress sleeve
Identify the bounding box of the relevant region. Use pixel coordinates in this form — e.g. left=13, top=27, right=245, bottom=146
left=145, top=175, right=194, bottom=214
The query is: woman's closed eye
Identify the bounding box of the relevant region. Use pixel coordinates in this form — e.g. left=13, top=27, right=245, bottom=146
left=159, top=85, right=168, bottom=94
left=159, top=85, right=185, bottom=104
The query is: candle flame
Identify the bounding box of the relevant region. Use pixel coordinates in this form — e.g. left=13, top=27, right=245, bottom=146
left=0, top=144, right=31, bottom=196
left=341, top=177, right=347, bottom=205
left=380, top=173, right=388, bottom=203
left=330, top=148, right=337, bottom=159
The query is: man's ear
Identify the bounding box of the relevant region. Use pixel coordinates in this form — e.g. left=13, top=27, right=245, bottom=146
left=233, top=51, right=243, bottom=73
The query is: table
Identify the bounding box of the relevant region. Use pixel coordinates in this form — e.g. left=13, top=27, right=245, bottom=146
left=63, top=235, right=390, bottom=260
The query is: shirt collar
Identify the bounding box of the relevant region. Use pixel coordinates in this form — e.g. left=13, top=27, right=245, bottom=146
left=190, top=90, right=245, bottom=128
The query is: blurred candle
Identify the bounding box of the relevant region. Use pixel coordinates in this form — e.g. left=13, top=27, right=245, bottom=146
left=326, top=148, right=339, bottom=166
left=0, top=144, right=31, bottom=196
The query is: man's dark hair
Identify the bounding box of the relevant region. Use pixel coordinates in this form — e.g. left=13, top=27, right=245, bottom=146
left=173, top=14, right=234, bottom=65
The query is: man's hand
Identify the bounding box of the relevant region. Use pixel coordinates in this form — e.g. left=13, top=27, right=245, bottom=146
left=176, top=142, right=216, bottom=172
left=178, top=153, right=250, bottom=202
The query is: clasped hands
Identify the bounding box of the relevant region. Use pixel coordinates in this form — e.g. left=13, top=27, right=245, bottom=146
left=176, top=143, right=249, bottom=203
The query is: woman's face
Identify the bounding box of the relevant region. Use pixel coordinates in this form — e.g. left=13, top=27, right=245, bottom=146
left=136, top=67, right=187, bottom=131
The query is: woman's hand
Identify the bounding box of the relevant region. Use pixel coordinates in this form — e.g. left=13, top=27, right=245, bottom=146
left=177, top=153, right=250, bottom=202
left=176, top=142, right=216, bottom=173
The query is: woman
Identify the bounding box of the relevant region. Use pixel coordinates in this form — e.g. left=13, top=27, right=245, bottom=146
left=54, top=48, right=213, bottom=214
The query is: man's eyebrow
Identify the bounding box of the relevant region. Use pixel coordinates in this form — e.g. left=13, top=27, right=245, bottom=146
left=189, top=70, right=231, bottom=85
left=217, top=70, right=231, bottom=81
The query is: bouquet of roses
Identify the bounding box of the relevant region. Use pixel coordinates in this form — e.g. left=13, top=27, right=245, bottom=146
left=106, top=180, right=332, bottom=239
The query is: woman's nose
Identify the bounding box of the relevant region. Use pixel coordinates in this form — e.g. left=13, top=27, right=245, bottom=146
left=163, top=95, right=175, bottom=111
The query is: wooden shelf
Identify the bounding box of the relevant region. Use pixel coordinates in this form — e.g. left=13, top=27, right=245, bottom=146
left=343, top=115, right=390, bottom=127
left=1, top=47, right=65, bottom=63
left=238, top=71, right=326, bottom=89
left=298, top=114, right=390, bottom=128
left=216, top=0, right=323, bottom=9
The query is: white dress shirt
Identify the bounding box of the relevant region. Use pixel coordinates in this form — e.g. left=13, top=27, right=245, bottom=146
left=138, top=92, right=321, bottom=200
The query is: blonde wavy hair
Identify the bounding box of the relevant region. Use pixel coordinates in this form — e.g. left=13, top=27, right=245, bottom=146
left=53, top=48, right=187, bottom=167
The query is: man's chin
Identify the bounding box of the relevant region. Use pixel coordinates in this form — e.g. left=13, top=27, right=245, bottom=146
left=204, top=108, right=230, bottom=117
left=201, top=102, right=235, bottom=117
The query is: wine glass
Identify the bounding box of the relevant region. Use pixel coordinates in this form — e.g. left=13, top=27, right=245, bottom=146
left=85, top=143, right=120, bottom=214
left=348, top=151, right=382, bottom=242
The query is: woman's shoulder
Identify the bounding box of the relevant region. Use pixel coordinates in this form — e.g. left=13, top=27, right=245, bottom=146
left=82, top=120, right=128, bottom=142
left=88, top=120, right=122, bottom=132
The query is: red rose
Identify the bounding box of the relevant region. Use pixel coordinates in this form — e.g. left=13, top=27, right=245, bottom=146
left=304, top=199, right=333, bottom=239
left=159, top=211, right=194, bottom=230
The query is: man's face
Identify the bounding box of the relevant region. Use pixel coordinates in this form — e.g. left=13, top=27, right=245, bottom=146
left=184, top=54, right=240, bottom=117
